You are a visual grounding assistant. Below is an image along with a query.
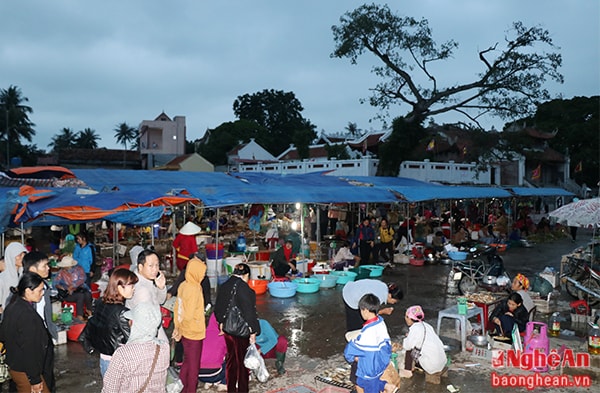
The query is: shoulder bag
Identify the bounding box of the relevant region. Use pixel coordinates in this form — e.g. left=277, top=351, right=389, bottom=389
left=137, top=344, right=160, bottom=393
left=410, top=322, right=427, bottom=362
left=223, top=282, right=251, bottom=337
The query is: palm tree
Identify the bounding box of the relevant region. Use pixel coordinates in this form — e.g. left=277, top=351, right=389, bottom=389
left=48, top=127, right=77, bottom=152
left=0, top=85, right=36, bottom=166
left=75, top=128, right=101, bottom=149
left=114, top=122, right=138, bottom=167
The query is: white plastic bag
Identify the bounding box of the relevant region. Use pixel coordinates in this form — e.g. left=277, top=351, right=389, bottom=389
left=243, top=343, right=269, bottom=383
left=165, top=366, right=183, bottom=393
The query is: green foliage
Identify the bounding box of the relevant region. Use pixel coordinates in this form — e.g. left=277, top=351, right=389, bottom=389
left=292, top=128, right=315, bottom=159
left=507, top=96, right=599, bottom=187
left=114, top=122, right=138, bottom=150
left=198, top=120, right=268, bottom=166
left=1, top=85, right=36, bottom=164
left=49, top=127, right=77, bottom=152
left=233, top=89, right=316, bottom=156
left=377, top=117, right=424, bottom=176
left=75, top=128, right=101, bottom=149
left=324, top=143, right=350, bottom=160
left=185, top=139, right=195, bottom=154
left=9, top=142, right=44, bottom=166
left=345, top=122, right=362, bottom=138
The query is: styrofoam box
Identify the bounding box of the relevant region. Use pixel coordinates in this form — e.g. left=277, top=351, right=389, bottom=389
left=53, top=330, right=67, bottom=345
left=539, top=272, right=557, bottom=288
left=296, top=259, right=310, bottom=274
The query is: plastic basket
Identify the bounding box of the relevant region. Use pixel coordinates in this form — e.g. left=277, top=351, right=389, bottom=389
left=448, top=251, right=468, bottom=261
left=249, top=279, right=269, bottom=295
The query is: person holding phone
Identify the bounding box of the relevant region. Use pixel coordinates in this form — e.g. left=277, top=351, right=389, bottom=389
left=126, top=249, right=168, bottom=341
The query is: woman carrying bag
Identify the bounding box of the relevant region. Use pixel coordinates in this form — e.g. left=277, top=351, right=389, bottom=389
left=214, top=263, right=260, bottom=393
left=0, top=272, right=52, bottom=393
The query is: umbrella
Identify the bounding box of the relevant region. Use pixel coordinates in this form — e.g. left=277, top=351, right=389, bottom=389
left=549, top=197, right=600, bottom=227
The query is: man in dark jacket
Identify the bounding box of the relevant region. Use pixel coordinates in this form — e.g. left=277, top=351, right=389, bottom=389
left=22, top=252, right=57, bottom=393
left=353, top=218, right=375, bottom=265
left=270, top=240, right=297, bottom=279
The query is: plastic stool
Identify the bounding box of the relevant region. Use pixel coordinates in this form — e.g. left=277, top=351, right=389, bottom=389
left=436, top=305, right=485, bottom=351
left=270, top=266, right=290, bottom=282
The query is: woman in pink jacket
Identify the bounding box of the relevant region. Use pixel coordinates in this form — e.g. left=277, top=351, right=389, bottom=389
left=198, top=314, right=227, bottom=391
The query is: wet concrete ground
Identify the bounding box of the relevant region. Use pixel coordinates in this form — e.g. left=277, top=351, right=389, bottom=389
left=36, top=230, right=600, bottom=392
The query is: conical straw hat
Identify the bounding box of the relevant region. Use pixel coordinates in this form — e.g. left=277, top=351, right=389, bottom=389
left=179, top=221, right=202, bottom=235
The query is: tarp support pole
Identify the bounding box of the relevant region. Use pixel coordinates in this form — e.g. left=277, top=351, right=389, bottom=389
left=316, top=207, right=321, bottom=243
left=215, top=207, right=220, bottom=265
left=113, top=223, right=117, bottom=263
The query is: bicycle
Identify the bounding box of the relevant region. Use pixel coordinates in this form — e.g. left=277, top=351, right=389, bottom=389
left=451, top=246, right=508, bottom=295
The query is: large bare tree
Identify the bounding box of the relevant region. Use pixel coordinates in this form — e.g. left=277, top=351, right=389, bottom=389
left=331, top=4, right=563, bottom=127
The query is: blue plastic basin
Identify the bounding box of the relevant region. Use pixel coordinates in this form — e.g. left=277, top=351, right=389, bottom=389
left=293, top=278, right=321, bottom=294
left=267, top=281, right=298, bottom=298
left=360, top=265, right=385, bottom=277
left=314, top=274, right=339, bottom=289
left=330, top=270, right=357, bottom=285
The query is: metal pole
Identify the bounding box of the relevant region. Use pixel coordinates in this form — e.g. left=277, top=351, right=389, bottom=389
left=4, top=107, right=8, bottom=168
left=316, top=207, right=321, bottom=243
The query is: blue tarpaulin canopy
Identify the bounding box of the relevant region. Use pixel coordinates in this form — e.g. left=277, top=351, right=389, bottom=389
left=0, top=169, right=575, bottom=231
left=72, top=169, right=572, bottom=205
left=503, top=187, right=574, bottom=197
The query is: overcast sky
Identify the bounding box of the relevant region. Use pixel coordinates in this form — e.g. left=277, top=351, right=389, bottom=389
left=1, top=0, right=598, bottom=151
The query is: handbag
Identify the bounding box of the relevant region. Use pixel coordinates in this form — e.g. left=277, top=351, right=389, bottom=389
left=223, top=282, right=251, bottom=337
left=0, top=352, right=10, bottom=383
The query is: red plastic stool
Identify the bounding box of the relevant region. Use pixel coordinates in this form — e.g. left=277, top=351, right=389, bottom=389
left=270, top=266, right=290, bottom=282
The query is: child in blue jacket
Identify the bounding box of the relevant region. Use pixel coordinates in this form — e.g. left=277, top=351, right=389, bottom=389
left=344, top=293, right=397, bottom=393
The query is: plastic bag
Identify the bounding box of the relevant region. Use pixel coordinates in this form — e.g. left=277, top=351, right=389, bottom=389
left=243, top=343, right=269, bottom=383
left=165, top=366, right=183, bottom=393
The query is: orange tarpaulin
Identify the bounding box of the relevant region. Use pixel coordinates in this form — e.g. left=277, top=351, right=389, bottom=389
left=8, top=166, right=76, bottom=179
left=42, top=205, right=130, bottom=221
left=13, top=185, right=56, bottom=222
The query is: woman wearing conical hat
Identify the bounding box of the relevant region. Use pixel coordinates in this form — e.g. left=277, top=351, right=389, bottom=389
left=172, top=221, right=202, bottom=272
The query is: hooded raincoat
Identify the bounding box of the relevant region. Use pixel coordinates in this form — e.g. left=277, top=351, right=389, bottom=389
left=0, top=242, right=27, bottom=310
left=174, top=257, right=207, bottom=340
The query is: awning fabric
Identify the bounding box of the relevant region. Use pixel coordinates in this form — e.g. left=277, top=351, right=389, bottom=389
left=0, top=169, right=576, bottom=231
left=503, top=187, right=574, bottom=197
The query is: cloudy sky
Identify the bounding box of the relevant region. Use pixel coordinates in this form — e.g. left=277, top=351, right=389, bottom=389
left=1, top=0, right=598, bottom=151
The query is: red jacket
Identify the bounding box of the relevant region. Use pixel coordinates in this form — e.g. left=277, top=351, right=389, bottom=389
left=172, top=234, right=198, bottom=270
